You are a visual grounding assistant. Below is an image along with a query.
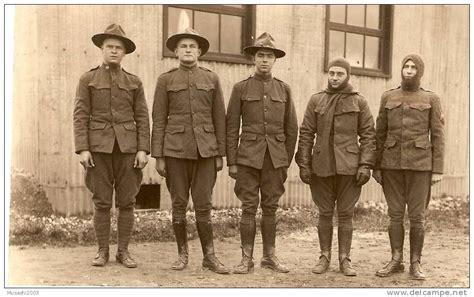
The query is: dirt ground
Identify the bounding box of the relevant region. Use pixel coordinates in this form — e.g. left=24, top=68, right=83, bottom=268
left=7, top=227, right=468, bottom=288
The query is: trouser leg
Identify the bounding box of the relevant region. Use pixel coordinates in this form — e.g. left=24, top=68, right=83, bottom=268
left=234, top=164, right=260, bottom=274
left=406, top=171, right=431, bottom=280
left=86, top=152, right=114, bottom=266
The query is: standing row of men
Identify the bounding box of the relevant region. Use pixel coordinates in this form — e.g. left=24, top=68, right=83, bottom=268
left=73, top=24, right=444, bottom=280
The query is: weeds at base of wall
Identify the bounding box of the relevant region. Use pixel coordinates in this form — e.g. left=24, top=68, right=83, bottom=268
left=9, top=195, right=468, bottom=247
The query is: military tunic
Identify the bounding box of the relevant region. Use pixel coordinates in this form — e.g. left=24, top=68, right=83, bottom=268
left=295, top=88, right=376, bottom=228
left=73, top=64, right=150, bottom=209
left=375, top=86, right=445, bottom=228
left=151, top=64, right=226, bottom=222
left=226, top=73, right=298, bottom=217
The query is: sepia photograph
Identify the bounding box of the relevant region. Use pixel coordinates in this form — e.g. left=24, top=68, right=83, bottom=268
left=2, top=3, right=470, bottom=296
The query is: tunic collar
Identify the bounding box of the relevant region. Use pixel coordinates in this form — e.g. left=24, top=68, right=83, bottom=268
left=179, top=63, right=198, bottom=72
left=253, top=72, right=273, bottom=82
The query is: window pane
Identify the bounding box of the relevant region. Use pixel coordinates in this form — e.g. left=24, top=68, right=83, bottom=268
left=366, top=5, right=380, bottom=29
left=330, top=5, right=345, bottom=23
left=346, top=33, right=363, bottom=67
left=365, top=36, right=380, bottom=69
left=347, top=5, right=365, bottom=27
left=194, top=11, right=219, bottom=52
left=328, top=30, right=345, bottom=61
left=221, top=15, right=242, bottom=55
left=168, top=7, right=193, bottom=36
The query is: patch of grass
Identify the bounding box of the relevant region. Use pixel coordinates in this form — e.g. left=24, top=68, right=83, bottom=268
left=9, top=196, right=468, bottom=247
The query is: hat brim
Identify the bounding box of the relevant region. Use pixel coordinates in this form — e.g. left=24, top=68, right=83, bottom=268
left=243, top=46, right=285, bottom=58
left=92, top=33, right=136, bottom=54
left=166, top=33, right=210, bottom=56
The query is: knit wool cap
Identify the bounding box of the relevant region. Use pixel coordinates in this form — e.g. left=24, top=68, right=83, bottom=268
left=327, top=57, right=351, bottom=91
left=401, top=54, right=424, bottom=90
left=401, top=54, right=425, bottom=78
left=328, top=57, right=351, bottom=78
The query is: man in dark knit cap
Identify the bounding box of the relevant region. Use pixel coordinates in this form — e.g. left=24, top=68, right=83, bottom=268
left=226, top=32, right=298, bottom=274
left=151, top=28, right=229, bottom=274
left=73, top=24, right=150, bottom=268
left=374, top=54, right=445, bottom=280
left=295, top=57, right=376, bottom=276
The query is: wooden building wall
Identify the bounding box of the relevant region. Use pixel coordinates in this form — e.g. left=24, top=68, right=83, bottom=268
left=11, top=5, right=469, bottom=215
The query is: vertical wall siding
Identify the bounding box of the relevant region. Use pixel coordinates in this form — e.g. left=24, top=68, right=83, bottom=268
left=11, top=5, right=469, bottom=215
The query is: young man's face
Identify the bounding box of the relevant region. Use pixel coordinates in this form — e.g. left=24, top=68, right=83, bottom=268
left=402, top=60, right=417, bottom=79
left=328, top=66, right=348, bottom=89
left=175, top=38, right=201, bottom=65
left=254, top=49, right=276, bottom=75
left=101, top=38, right=126, bottom=65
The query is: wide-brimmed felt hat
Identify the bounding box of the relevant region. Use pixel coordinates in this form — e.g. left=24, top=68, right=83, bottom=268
left=92, top=24, right=136, bottom=54
left=166, top=27, right=210, bottom=56
left=244, top=32, right=285, bottom=58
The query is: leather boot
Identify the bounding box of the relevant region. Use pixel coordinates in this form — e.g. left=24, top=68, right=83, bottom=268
left=376, top=225, right=405, bottom=277
left=116, top=249, right=137, bottom=268
left=338, top=227, right=356, bottom=276
left=409, top=227, right=426, bottom=280
left=234, top=220, right=256, bottom=274
left=312, top=226, right=332, bottom=274
left=260, top=217, right=289, bottom=273
left=92, top=247, right=109, bottom=267
left=196, top=221, right=231, bottom=274
left=171, top=220, right=188, bottom=270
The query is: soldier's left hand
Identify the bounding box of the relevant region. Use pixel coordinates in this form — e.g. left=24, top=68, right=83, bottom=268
left=431, top=173, right=443, bottom=185
left=134, top=151, right=148, bottom=169
left=356, top=166, right=371, bottom=186
left=215, top=156, right=223, bottom=171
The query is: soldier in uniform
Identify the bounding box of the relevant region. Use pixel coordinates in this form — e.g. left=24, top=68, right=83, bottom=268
left=151, top=28, right=229, bottom=274
left=226, top=32, right=298, bottom=274
left=374, top=54, right=445, bottom=280
left=73, top=24, right=150, bottom=268
left=295, top=57, right=376, bottom=276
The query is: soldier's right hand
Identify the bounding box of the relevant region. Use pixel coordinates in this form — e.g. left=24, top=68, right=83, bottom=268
left=228, top=165, right=238, bottom=179
left=79, top=151, right=95, bottom=169
left=156, top=157, right=167, bottom=177
left=299, top=167, right=311, bottom=184
left=372, top=170, right=383, bottom=185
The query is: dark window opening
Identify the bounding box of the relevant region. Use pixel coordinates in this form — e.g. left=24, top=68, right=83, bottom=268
left=135, top=185, right=161, bottom=210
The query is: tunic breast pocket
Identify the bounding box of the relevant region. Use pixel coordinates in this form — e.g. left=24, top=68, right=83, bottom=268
left=334, top=103, right=360, bottom=132
left=269, top=95, right=287, bottom=121
left=385, top=101, right=403, bottom=128
left=407, top=103, right=431, bottom=125
left=195, top=83, right=215, bottom=105
left=117, top=82, right=138, bottom=106
left=241, top=96, right=262, bottom=121
left=167, top=84, right=188, bottom=101
left=89, top=84, right=111, bottom=110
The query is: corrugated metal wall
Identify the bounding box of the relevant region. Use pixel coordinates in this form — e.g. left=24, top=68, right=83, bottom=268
left=11, top=5, right=469, bottom=215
